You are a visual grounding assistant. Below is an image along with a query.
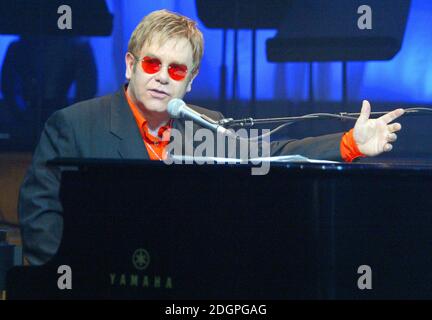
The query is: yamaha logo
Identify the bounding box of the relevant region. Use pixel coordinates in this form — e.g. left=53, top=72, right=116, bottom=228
left=110, top=248, right=172, bottom=289
left=132, top=248, right=150, bottom=270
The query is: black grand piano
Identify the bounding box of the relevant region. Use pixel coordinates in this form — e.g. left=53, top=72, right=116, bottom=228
left=6, top=159, right=432, bottom=299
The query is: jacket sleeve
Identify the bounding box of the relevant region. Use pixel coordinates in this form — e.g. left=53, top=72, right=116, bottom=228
left=18, top=110, right=77, bottom=265
left=270, top=132, right=344, bottom=161
left=208, top=109, right=344, bottom=161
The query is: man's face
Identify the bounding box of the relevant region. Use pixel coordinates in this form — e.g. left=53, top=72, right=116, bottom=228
left=125, top=36, right=196, bottom=114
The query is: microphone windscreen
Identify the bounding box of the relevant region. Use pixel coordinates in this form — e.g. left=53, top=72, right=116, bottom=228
left=167, top=98, right=185, bottom=118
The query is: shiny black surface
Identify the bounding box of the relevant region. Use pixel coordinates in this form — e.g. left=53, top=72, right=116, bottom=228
left=7, top=159, right=432, bottom=299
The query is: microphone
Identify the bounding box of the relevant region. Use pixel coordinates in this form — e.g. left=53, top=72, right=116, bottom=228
left=167, top=98, right=233, bottom=136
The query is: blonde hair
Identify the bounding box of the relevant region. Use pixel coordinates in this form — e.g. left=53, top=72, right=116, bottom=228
left=127, top=9, right=204, bottom=76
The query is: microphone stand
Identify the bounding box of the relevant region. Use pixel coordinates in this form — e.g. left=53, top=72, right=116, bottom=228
left=218, top=108, right=432, bottom=128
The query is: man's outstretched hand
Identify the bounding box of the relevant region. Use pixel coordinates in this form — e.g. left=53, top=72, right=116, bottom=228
left=353, top=100, right=405, bottom=157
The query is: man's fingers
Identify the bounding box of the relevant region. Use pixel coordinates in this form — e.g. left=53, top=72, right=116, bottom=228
left=379, top=108, right=405, bottom=124
left=388, top=123, right=402, bottom=133
left=384, top=143, right=393, bottom=152
left=387, top=133, right=397, bottom=142
left=357, top=100, right=371, bottom=124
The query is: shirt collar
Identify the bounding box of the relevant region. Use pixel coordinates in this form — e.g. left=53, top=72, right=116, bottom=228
left=124, top=87, right=172, bottom=142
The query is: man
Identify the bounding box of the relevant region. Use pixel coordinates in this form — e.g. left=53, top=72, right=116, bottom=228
left=18, top=9, right=404, bottom=265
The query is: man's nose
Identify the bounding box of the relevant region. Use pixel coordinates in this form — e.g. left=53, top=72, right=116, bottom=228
left=155, top=65, right=169, bottom=84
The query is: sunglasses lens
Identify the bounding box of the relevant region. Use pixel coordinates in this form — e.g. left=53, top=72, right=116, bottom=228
left=141, top=57, right=161, bottom=74
left=140, top=56, right=188, bottom=81
left=168, top=64, right=188, bottom=81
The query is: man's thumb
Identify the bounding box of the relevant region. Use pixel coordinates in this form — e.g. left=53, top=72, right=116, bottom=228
left=357, top=100, right=371, bottom=124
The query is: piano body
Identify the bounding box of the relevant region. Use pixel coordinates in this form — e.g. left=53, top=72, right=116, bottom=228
left=6, top=160, right=432, bottom=299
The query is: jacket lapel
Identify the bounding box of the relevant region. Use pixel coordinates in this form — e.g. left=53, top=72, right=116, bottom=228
left=109, top=88, right=207, bottom=159
left=109, top=88, right=150, bottom=160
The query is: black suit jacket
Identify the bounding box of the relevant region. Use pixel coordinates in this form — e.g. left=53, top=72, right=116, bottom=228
left=18, top=87, right=344, bottom=265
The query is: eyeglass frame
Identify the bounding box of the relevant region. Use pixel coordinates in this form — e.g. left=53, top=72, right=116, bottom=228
left=131, top=54, right=191, bottom=81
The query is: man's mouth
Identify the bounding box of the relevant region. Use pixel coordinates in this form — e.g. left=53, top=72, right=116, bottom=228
left=148, top=89, right=169, bottom=99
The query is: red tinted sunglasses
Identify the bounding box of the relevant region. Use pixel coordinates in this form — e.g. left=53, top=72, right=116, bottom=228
left=138, top=56, right=188, bottom=81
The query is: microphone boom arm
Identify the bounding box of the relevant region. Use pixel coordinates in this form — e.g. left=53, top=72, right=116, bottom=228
left=218, top=108, right=432, bottom=128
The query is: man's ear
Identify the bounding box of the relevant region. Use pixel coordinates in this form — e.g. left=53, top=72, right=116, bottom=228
left=186, top=72, right=198, bottom=93
left=125, top=52, right=136, bottom=80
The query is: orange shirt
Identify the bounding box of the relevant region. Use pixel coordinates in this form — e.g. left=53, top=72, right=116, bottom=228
left=125, top=91, right=172, bottom=161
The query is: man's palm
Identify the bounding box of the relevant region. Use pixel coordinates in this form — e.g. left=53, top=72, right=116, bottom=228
left=353, top=100, right=404, bottom=157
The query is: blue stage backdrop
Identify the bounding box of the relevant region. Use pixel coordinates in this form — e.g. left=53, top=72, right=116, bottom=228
left=0, top=0, right=431, bottom=104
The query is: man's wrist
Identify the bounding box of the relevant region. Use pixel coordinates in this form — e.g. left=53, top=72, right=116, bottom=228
left=340, top=128, right=366, bottom=162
